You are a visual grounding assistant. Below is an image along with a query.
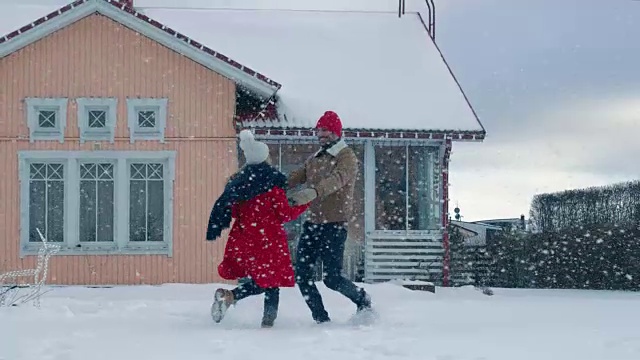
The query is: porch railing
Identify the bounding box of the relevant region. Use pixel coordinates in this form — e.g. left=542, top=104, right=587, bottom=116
left=364, top=235, right=443, bottom=283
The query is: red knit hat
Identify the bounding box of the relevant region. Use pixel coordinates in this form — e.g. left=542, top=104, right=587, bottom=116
left=315, top=111, right=342, bottom=137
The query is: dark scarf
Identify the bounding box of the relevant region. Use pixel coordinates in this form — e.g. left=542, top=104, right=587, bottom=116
left=206, top=162, right=288, bottom=241
left=315, top=138, right=340, bottom=158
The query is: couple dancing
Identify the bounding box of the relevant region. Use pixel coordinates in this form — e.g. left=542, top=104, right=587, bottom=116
left=205, top=110, right=373, bottom=328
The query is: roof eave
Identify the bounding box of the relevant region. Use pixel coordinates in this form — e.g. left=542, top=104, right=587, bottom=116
left=0, top=0, right=280, bottom=98
left=242, top=125, right=486, bottom=142
left=415, top=11, right=486, bottom=135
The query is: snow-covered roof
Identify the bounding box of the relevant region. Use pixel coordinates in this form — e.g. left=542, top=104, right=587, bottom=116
left=136, top=0, right=484, bottom=133
left=1, top=0, right=485, bottom=135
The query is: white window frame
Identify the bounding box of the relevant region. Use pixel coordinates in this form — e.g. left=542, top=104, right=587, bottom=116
left=76, top=97, right=117, bottom=143
left=24, top=97, right=68, bottom=143
left=126, top=98, right=168, bottom=143
left=364, top=140, right=443, bottom=236
left=18, top=150, right=176, bottom=258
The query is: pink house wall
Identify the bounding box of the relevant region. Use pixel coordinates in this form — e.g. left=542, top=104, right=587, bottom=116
left=0, top=14, right=239, bottom=285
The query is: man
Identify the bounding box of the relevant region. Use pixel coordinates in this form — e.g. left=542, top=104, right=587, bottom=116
left=288, top=110, right=372, bottom=324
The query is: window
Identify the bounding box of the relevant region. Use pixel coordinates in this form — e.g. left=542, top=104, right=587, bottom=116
left=76, top=98, right=117, bottom=143
left=18, top=151, right=176, bottom=257
left=79, top=163, right=115, bottom=243
left=126, top=98, right=168, bottom=143
left=25, top=98, right=68, bottom=143
left=407, top=146, right=440, bottom=230
left=129, top=163, right=165, bottom=243
left=374, top=146, right=407, bottom=230
left=374, top=144, right=440, bottom=231
left=28, top=163, right=65, bottom=243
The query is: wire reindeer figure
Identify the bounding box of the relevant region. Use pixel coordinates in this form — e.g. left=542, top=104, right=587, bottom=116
left=0, top=228, right=60, bottom=308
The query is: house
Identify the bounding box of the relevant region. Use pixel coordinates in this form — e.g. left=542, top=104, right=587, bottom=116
left=0, top=0, right=485, bottom=287
left=474, top=216, right=529, bottom=232
left=449, top=220, right=503, bottom=247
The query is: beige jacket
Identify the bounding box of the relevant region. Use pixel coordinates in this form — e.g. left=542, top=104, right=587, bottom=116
left=287, top=140, right=358, bottom=224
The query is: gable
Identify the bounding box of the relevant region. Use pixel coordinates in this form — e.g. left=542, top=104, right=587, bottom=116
left=0, top=0, right=279, bottom=99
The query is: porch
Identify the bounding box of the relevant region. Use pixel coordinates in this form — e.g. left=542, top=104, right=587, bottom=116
left=253, top=135, right=447, bottom=285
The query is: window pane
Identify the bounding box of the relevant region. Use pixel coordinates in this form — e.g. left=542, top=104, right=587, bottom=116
left=79, top=181, right=97, bottom=242
left=88, top=110, right=106, bottom=128
left=129, top=180, right=147, bottom=242
left=129, top=163, right=164, bottom=242
left=147, top=181, right=164, bottom=241
left=80, top=163, right=115, bottom=242
left=48, top=164, right=64, bottom=180
left=29, top=181, right=46, bottom=242
left=28, top=163, right=65, bottom=242
left=137, top=111, right=156, bottom=128
left=38, top=110, right=56, bottom=128
left=97, top=181, right=115, bottom=242
left=374, top=145, right=407, bottom=230
left=408, top=146, right=437, bottom=230
left=30, top=163, right=45, bottom=180
left=47, top=181, right=65, bottom=242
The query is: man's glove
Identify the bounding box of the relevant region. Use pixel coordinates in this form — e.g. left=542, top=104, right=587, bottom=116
left=288, top=188, right=318, bottom=205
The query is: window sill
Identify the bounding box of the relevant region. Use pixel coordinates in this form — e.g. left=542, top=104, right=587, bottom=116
left=129, top=131, right=165, bottom=143
left=80, top=131, right=115, bottom=143
left=30, top=131, right=64, bottom=143
left=20, top=243, right=172, bottom=257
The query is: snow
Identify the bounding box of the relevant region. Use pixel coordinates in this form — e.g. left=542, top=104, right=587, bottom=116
left=135, top=0, right=432, bottom=14
left=2, top=283, right=639, bottom=360
left=0, top=2, right=65, bottom=38
left=139, top=6, right=483, bottom=132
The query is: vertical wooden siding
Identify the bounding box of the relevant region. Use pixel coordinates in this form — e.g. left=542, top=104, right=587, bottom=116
left=0, top=15, right=238, bottom=285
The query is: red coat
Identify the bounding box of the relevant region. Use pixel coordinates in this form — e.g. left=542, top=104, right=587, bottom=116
left=217, top=186, right=309, bottom=288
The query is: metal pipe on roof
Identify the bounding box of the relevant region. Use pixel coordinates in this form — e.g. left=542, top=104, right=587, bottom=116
left=398, top=0, right=406, bottom=18
left=425, top=0, right=436, bottom=40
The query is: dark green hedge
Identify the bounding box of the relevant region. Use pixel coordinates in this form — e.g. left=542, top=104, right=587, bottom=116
left=450, top=224, right=640, bottom=291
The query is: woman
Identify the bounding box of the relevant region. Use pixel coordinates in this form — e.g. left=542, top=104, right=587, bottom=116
left=206, top=129, right=310, bottom=328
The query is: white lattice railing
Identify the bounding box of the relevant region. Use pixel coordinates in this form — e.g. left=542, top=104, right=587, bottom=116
left=0, top=228, right=60, bottom=307
left=364, top=234, right=443, bottom=283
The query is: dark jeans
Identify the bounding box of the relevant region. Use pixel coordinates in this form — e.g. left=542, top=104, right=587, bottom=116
left=295, top=221, right=365, bottom=322
left=231, top=279, right=279, bottom=322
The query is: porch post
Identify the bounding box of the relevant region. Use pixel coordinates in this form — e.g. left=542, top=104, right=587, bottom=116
left=441, top=138, right=452, bottom=286
left=363, top=139, right=376, bottom=283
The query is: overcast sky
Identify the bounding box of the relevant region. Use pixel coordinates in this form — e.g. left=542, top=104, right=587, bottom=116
left=435, top=0, right=640, bottom=221
left=2, top=0, right=638, bottom=222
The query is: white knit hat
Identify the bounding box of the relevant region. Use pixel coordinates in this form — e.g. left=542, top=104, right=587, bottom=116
left=239, top=129, right=270, bottom=165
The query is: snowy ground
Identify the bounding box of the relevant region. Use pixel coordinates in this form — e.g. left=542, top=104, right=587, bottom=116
left=1, top=283, right=639, bottom=360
